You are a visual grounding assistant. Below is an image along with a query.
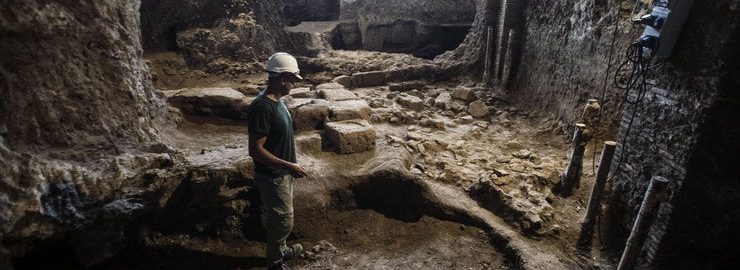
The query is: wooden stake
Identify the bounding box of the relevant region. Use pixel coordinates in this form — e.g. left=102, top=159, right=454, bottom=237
left=495, top=0, right=510, bottom=83
left=617, top=175, right=670, bottom=270
left=559, top=123, right=587, bottom=196
left=501, top=28, right=515, bottom=88
left=577, top=141, right=617, bottom=248
left=483, top=26, right=494, bottom=82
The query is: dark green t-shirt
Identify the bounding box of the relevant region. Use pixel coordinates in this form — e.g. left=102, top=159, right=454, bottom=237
left=247, top=93, right=296, bottom=177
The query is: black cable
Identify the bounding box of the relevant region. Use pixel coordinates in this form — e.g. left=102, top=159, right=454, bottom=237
left=590, top=1, right=624, bottom=175
left=608, top=38, right=657, bottom=183
left=595, top=0, right=665, bottom=247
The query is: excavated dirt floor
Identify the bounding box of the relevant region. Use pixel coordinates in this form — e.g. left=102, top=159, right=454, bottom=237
left=100, top=51, right=621, bottom=270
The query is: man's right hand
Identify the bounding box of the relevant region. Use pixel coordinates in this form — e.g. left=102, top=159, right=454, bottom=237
left=288, top=163, right=308, bottom=178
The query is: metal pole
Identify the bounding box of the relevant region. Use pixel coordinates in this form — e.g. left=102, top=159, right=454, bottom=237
left=483, top=26, right=494, bottom=82
left=578, top=141, right=617, bottom=248
left=559, top=123, right=587, bottom=196
left=617, top=175, right=670, bottom=270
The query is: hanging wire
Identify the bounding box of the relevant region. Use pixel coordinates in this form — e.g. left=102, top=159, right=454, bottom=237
left=590, top=0, right=625, bottom=175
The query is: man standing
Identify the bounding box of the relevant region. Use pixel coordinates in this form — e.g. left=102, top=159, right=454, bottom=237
left=247, top=52, right=307, bottom=270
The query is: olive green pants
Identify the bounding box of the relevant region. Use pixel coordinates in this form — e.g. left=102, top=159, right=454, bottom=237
left=254, top=173, right=294, bottom=265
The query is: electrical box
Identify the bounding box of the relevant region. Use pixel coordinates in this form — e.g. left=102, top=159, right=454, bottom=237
left=655, top=0, right=695, bottom=60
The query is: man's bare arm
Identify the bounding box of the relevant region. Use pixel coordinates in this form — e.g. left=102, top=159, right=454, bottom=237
left=248, top=132, right=307, bottom=178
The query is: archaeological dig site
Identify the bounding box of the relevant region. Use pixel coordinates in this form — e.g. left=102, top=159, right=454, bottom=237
left=1, top=0, right=738, bottom=269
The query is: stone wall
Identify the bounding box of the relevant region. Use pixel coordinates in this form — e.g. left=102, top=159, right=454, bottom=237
left=0, top=0, right=172, bottom=266
left=140, top=0, right=290, bottom=73
left=604, top=1, right=740, bottom=268
left=334, top=0, right=476, bottom=59
left=330, top=20, right=471, bottom=59
left=1, top=0, right=167, bottom=154
left=441, top=0, right=632, bottom=128
left=436, top=0, right=501, bottom=73
left=512, top=0, right=639, bottom=129
left=449, top=0, right=739, bottom=267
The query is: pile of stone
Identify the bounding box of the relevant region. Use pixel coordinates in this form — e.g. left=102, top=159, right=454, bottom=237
left=468, top=175, right=555, bottom=235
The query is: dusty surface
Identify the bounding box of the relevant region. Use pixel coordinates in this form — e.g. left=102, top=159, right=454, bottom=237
left=296, top=210, right=507, bottom=270
left=100, top=209, right=508, bottom=270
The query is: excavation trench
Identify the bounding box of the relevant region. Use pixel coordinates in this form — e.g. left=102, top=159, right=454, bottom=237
left=11, top=169, right=516, bottom=270
left=294, top=172, right=514, bottom=269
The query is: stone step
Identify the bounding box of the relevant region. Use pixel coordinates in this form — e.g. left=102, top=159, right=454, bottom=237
left=327, top=100, right=371, bottom=122
left=324, top=120, right=376, bottom=154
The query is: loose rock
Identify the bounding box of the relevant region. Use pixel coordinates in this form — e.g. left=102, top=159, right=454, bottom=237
left=451, top=87, right=477, bottom=103
left=350, top=71, right=386, bottom=88
left=289, top=87, right=313, bottom=98
left=319, top=88, right=359, bottom=101
left=396, top=93, right=424, bottom=110
left=468, top=100, right=490, bottom=118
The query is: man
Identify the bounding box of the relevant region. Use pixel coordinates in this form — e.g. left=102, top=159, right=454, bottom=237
left=247, top=52, right=307, bottom=270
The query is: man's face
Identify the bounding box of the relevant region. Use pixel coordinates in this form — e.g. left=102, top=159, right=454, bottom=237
left=280, top=75, right=298, bottom=96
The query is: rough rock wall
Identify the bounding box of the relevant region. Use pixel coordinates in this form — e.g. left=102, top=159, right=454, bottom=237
left=511, top=0, right=634, bottom=131
left=495, top=0, right=740, bottom=267
left=0, top=0, right=167, bottom=153
left=604, top=1, right=740, bottom=268
left=330, top=20, right=471, bottom=59
left=335, top=0, right=476, bottom=59
left=0, top=0, right=173, bottom=266
left=441, top=0, right=629, bottom=128
left=436, top=0, right=500, bottom=71
left=140, top=0, right=290, bottom=73
left=450, top=0, right=739, bottom=267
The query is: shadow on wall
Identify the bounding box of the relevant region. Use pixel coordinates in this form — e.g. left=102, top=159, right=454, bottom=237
left=284, top=0, right=341, bottom=25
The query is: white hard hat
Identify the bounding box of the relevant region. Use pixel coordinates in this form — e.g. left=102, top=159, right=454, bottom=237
left=266, top=52, right=302, bottom=80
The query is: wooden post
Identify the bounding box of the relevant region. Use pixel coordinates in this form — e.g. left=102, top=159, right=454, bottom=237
left=483, top=26, right=494, bottom=83
left=495, top=0, right=510, bottom=84
left=617, top=176, right=670, bottom=270
left=559, top=123, right=587, bottom=196
left=501, top=28, right=515, bottom=88
left=577, top=141, right=617, bottom=248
